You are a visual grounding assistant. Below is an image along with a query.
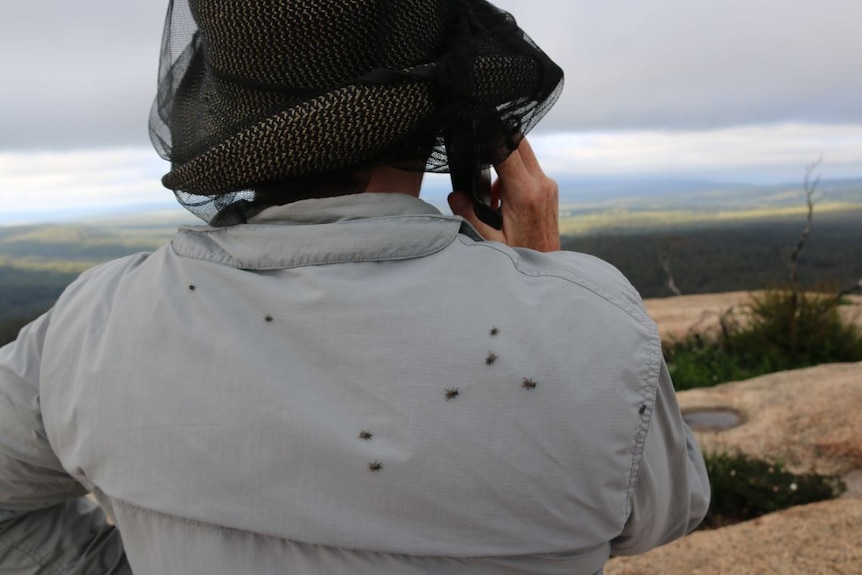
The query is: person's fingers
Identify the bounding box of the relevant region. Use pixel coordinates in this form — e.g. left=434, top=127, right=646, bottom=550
left=492, top=144, right=547, bottom=211
left=448, top=136, right=559, bottom=251
left=447, top=191, right=503, bottom=240
left=493, top=145, right=528, bottom=182
left=493, top=139, right=542, bottom=184
left=514, top=137, right=543, bottom=175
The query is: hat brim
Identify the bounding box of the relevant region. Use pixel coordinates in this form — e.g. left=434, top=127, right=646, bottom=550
left=163, top=80, right=435, bottom=196
left=162, top=53, right=549, bottom=197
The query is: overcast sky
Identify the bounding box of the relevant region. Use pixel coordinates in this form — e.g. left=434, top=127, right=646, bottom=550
left=2, top=0, right=861, bottom=222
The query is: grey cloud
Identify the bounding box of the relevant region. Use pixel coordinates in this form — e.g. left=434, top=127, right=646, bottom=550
left=1, top=0, right=860, bottom=151
left=0, top=1, right=163, bottom=150
left=496, top=0, right=862, bottom=131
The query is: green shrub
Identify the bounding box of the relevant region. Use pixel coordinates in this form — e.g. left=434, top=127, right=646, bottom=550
left=666, top=285, right=862, bottom=390
left=701, top=451, right=845, bottom=529
left=665, top=336, right=777, bottom=391
left=731, top=287, right=862, bottom=367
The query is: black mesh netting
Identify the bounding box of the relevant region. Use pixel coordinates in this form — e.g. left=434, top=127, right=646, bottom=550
left=149, top=0, right=563, bottom=225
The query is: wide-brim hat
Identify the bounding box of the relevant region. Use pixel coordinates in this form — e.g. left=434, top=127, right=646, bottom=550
left=150, top=0, right=564, bottom=224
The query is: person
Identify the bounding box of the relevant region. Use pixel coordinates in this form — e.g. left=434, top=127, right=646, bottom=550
left=0, top=0, right=709, bottom=573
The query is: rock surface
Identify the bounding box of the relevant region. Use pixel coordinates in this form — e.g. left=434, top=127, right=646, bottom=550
left=680, top=362, right=862, bottom=478
left=644, top=291, right=751, bottom=341
left=605, top=498, right=862, bottom=575
left=603, top=293, right=862, bottom=575
left=643, top=291, right=862, bottom=341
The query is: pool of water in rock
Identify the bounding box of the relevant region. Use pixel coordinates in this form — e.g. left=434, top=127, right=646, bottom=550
left=683, top=409, right=743, bottom=431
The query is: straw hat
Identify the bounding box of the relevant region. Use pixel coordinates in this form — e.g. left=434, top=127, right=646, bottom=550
left=150, top=0, right=563, bottom=224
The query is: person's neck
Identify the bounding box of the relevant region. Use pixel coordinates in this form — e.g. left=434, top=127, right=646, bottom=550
left=365, top=166, right=423, bottom=197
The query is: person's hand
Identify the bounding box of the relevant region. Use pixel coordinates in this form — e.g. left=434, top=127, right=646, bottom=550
left=447, top=138, right=560, bottom=252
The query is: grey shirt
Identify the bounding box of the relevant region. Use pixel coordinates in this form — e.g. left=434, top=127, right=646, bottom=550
left=0, top=193, right=709, bottom=574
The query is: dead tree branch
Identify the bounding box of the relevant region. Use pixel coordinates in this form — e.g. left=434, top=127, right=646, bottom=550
left=787, top=157, right=822, bottom=288
left=659, top=252, right=683, bottom=296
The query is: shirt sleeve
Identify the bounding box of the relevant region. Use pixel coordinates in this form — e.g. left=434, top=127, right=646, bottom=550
left=610, top=357, right=711, bottom=556
left=0, top=312, right=130, bottom=574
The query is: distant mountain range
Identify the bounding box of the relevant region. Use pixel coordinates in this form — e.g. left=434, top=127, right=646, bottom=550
left=3, top=176, right=861, bottom=228
left=555, top=177, right=862, bottom=212
left=407, top=175, right=862, bottom=219
left=2, top=178, right=860, bottom=324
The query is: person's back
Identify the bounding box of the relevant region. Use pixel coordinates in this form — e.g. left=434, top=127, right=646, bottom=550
left=0, top=1, right=709, bottom=573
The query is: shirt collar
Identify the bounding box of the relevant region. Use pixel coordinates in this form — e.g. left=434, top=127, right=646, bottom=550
left=249, top=192, right=443, bottom=224
left=171, top=193, right=483, bottom=270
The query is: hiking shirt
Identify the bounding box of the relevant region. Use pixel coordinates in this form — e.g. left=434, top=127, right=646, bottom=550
left=0, top=193, right=709, bottom=574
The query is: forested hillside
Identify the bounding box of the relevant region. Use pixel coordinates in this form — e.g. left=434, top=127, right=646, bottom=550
left=0, top=223, right=173, bottom=344
left=563, top=208, right=862, bottom=298
left=2, top=208, right=861, bottom=345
